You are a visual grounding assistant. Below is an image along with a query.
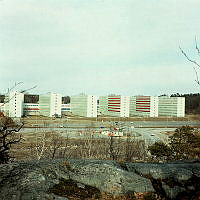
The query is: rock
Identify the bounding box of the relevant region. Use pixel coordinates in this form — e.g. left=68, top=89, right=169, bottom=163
left=0, top=159, right=199, bottom=200
left=162, top=183, right=185, bottom=199
left=69, top=160, right=155, bottom=195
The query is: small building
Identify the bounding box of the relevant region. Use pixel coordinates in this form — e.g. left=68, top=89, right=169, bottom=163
left=39, top=92, right=62, bottom=117
left=70, top=94, right=97, bottom=117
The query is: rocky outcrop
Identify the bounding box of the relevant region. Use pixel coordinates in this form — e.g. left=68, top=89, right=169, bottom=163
left=0, top=159, right=199, bottom=200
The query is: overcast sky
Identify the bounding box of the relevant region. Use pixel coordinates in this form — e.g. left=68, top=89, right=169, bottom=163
left=1, top=0, right=200, bottom=96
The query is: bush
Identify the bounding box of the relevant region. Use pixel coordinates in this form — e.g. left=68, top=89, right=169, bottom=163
left=148, top=126, right=200, bottom=161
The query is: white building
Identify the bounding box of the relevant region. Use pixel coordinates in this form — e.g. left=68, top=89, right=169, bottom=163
left=99, top=95, right=130, bottom=117
left=158, top=96, right=185, bottom=117
left=130, top=96, right=158, bottom=117
left=70, top=94, right=97, bottom=117
left=3, top=91, right=24, bottom=118
left=39, top=92, right=62, bottom=117
left=23, top=103, right=40, bottom=116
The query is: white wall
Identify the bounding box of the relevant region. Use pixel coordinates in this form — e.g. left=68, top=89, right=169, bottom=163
left=120, top=96, right=130, bottom=117
left=87, top=95, right=97, bottom=117
left=150, top=96, right=158, bottom=117
left=177, top=97, right=185, bottom=117
left=6, top=91, right=24, bottom=118
left=50, top=93, right=62, bottom=117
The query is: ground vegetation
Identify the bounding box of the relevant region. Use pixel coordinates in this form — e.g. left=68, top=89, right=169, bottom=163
left=0, top=113, right=24, bottom=164
left=148, top=126, right=200, bottom=161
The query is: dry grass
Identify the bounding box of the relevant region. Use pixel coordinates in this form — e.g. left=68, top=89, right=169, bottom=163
left=10, top=130, right=147, bottom=162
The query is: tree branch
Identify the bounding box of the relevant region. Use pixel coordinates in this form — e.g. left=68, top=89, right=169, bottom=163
left=0, top=84, right=37, bottom=108
left=195, top=37, right=200, bottom=56
left=179, top=46, right=200, bottom=85
left=179, top=46, right=200, bottom=68
left=7, top=82, right=23, bottom=94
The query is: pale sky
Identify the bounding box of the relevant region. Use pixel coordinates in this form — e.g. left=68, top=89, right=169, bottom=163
left=1, top=0, right=200, bottom=96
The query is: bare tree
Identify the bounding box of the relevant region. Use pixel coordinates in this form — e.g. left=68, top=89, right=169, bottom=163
left=179, top=37, right=200, bottom=85
left=46, top=134, right=64, bottom=159
left=0, top=113, right=24, bottom=163
left=34, top=132, right=48, bottom=160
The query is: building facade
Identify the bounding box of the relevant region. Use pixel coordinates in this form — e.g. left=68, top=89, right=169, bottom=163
left=61, top=103, right=71, bottom=115
left=158, top=96, right=185, bottom=117
left=99, top=95, right=130, bottom=117
left=23, top=103, right=40, bottom=116
left=0, top=91, right=186, bottom=118
left=39, top=93, right=62, bottom=117
left=3, top=91, right=24, bottom=118
left=70, top=94, right=97, bottom=117
left=130, top=96, right=158, bottom=117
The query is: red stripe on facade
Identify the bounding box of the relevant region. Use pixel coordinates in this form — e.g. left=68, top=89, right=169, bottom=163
left=136, top=102, right=150, bottom=105
left=108, top=110, right=120, bottom=112
left=108, top=106, right=120, bottom=109
left=136, top=104, right=150, bottom=107
left=136, top=107, right=150, bottom=110
left=108, top=99, right=120, bottom=101
left=136, top=110, right=150, bottom=112
left=136, top=106, right=150, bottom=108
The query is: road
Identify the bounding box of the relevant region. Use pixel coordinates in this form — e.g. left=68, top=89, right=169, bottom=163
left=22, top=120, right=200, bottom=146
left=25, top=120, right=200, bottom=128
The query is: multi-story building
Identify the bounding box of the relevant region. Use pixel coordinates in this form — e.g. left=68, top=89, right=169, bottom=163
left=158, top=96, right=185, bottom=117
left=3, top=91, right=24, bottom=118
left=0, top=91, right=186, bottom=118
left=39, top=92, right=62, bottom=117
left=130, top=96, right=158, bottom=117
left=99, top=95, right=130, bottom=117
left=23, top=103, right=40, bottom=116
left=70, top=94, right=97, bottom=117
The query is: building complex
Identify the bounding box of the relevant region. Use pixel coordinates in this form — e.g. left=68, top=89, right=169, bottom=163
left=0, top=91, right=186, bottom=118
